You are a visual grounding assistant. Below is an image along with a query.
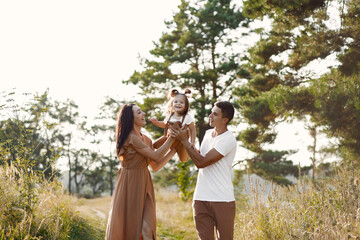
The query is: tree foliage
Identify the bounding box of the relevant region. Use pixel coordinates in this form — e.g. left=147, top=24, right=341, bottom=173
left=0, top=91, right=61, bottom=180
left=0, top=91, right=116, bottom=197
left=124, top=0, right=247, bottom=143
left=236, top=0, right=360, bottom=167
left=123, top=0, right=250, bottom=193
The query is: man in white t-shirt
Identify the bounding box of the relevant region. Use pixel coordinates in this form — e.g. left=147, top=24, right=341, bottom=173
left=172, top=101, right=237, bottom=240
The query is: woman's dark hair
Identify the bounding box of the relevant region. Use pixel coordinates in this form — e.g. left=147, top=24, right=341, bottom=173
left=166, top=88, right=191, bottom=115
left=116, top=103, right=135, bottom=156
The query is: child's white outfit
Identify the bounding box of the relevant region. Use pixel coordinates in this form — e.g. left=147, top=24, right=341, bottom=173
left=164, top=113, right=194, bottom=127
left=154, top=112, right=194, bottom=162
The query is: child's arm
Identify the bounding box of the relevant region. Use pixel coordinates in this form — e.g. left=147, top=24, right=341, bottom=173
left=188, top=122, right=196, bottom=149
left=150, top=117, right=166, bottom=128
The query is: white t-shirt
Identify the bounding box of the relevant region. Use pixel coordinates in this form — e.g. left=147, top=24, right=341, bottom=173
left=193, top=129, right=237, bottom=202
left=164, top=113, right=194, bottom=126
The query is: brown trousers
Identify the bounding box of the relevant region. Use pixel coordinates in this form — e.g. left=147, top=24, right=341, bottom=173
left=192, top=200, right=236, bottom=240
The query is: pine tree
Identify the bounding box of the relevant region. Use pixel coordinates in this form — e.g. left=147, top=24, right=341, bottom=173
left=125, top=0, right=247, bottom=143
left=235, top=0, right=360, bottom=167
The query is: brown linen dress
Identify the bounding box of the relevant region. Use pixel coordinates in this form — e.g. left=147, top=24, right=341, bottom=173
left=105, top=133, right=156, bottom=240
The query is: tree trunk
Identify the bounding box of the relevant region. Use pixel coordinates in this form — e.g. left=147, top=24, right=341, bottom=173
left=311, top=127, right=317, bottom=181
left=110, top=171, right=114, bottom=196
left=67, top=141, right=71, bottom=194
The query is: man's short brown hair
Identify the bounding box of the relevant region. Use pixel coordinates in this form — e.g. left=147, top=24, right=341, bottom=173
left=215, top=101, right=234, bottom=124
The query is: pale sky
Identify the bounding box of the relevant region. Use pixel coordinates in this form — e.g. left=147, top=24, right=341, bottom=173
left=0, top=0, right=335, bottom=168
left=1, top=0, right=179, bottom=119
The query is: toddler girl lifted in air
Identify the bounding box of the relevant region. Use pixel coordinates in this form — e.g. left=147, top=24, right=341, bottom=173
left=151, top=89, right=196, bottom=162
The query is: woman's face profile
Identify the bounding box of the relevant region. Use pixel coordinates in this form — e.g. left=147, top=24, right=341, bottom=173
left=132, top=105, right=146, bottom=127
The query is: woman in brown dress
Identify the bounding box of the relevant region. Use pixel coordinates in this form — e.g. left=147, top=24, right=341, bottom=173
left=105, top=104, right=177, bottom=240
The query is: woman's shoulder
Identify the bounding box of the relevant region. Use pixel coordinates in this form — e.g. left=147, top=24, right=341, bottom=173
left=118, top=134, right=137, bottom=156
left=125, top=133, right=145, bottom=148
left=126, top=133, right=137, bottom=142
left=127, top=133, right=153, bottom=149
left=142, top=134, right=153, bottom=144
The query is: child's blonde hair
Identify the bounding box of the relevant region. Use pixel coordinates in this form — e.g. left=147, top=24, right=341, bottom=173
left=165, top=89, right=191, bottom=115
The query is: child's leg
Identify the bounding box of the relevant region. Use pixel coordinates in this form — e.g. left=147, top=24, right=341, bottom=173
left=176, top=123, right=190, bottom=162
left=175, top=142, right=189, bottom=162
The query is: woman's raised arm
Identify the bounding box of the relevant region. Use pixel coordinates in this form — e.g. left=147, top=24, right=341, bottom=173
left=132, top=134, right=175, bottom=162
left=149, top=148, right=176, bottom=172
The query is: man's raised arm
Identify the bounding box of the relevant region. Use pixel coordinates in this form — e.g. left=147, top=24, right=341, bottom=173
left=171, top=126, right=223, bottom=168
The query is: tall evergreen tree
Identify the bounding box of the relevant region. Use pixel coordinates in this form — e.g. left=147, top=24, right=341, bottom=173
left=123, top=0, right=249, bottom=196
left=125, top=0, right=247, bottom=143
left=235, top=0, right=360, bottom=167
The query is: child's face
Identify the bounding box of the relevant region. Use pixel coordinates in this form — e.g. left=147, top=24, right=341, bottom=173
left=173, top=94, right=187, bottom=114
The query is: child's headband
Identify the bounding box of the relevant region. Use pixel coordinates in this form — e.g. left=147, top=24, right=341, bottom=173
left=170, top=89, right=192, bottom=98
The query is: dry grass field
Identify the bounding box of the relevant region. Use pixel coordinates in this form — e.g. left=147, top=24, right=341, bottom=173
left=77, top=167, right=360, bottom=239
left=76, top=188, right=198, bottom=239
left=3, top=163, right=359, bottom=239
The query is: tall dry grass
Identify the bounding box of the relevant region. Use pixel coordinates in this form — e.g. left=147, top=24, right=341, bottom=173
left=0, top=164, right=105, bottom=240
left=234, top=167, right=360, bottom=239
left=4, top=162, right=358, bottom=239
left=153, top=166, right=360, bottom=239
